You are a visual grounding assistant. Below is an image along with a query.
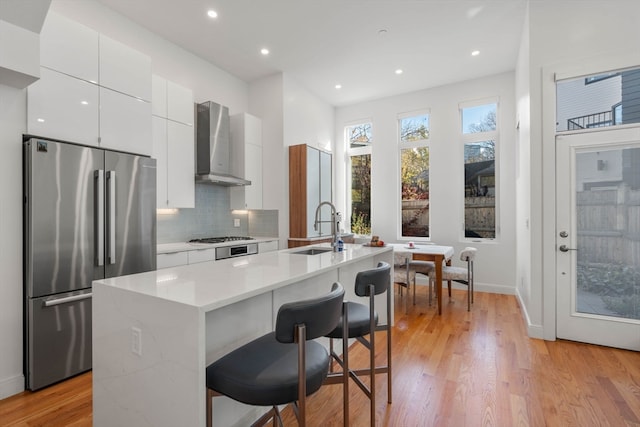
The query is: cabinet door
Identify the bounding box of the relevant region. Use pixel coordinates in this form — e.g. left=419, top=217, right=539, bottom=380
left=258, top=241, right=278, bottom=253
left=157, top=252, right=188, bottom=269
left=187, top=248, right=215, bottom=264
left=167, top=81, right=193, bottom=125
left=40, top=11, right=99, bottom=83
left=306, top=146, right=321, bottom=237
left=244, top=143, right=263, bottom=209
left=99, top=35, right=151, bottom=102
left=99, top=87, right=152, bottom=155
left=152, top=116, right=168, bottom=208
left=167, top=121, right=195, bottom=208
left=27, top=68, right=99, bottom=146
left=152, top=75, right=168, bottom=118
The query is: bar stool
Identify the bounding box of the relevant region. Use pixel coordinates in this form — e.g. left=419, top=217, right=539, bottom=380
left=205, top=282, right=345, bottom=427
left=324, top=261, right=392, bottom=427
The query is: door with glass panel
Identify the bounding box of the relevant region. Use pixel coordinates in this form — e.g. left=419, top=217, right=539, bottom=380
left=556, top=127, right=640, bottom=350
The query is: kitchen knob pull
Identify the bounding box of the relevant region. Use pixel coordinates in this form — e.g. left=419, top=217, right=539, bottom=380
left=559, top=245, right=577, bottom=252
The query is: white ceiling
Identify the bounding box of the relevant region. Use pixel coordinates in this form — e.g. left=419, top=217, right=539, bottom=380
left=97, top=0, right=527, bottom=107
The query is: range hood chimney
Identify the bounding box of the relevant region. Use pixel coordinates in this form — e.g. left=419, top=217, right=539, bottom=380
left=195, top=101, right=251, bottom=186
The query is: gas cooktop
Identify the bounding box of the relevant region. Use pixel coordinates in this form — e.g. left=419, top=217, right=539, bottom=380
left=188, top=236, right=254, bottom=244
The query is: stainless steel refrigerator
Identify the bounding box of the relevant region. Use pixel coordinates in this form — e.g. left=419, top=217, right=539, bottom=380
left=23, top=137, right=157, bottom=390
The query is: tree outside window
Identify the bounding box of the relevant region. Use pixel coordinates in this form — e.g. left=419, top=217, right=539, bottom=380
left=347, top=123, right=372, bottom=235
left=400, top=113, right=430, bottom=238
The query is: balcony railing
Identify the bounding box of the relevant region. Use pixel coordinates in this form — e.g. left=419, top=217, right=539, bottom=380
left=568, top=110, right=613, bottom=130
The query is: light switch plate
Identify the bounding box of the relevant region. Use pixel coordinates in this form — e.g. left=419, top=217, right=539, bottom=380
left=234, top=218, right=240, bottom=227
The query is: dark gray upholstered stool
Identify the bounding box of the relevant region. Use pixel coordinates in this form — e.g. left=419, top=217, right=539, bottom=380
left=206, top=282, right=345, bottom=427
left=324, top=261, right=392, bottom=427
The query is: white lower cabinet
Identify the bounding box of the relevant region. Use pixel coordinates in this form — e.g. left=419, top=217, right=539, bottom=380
left=258, top=241, right=279, bottom=253
left=187, top=248, right=216, bottom=264
left=157, top=248, right=215, bottom=269
left=27, top=67, right=99, bottom=146
left=157, top=252, right=189, bottom=269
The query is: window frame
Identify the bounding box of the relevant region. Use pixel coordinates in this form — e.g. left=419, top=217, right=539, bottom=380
left=345, top=120, right=373, bottom=236
left=459, top=98, right=500, bottom=242
left=397, top=109, right=431, bottom=241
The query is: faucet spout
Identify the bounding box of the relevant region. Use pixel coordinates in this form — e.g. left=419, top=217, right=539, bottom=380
left=313, top=201, right=339, bottom=252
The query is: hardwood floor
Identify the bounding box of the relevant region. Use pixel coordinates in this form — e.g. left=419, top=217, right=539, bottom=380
left=1, top=289, right=639, bottom=426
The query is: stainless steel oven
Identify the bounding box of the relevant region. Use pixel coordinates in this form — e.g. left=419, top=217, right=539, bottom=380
left=215, top=243, right=258, bottom=260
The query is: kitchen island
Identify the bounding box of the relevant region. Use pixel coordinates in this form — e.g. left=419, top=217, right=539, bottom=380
left=92, top=243, right=393, bottom=427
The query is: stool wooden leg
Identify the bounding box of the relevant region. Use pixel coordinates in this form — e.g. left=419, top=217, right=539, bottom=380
left=206, top=388, right=214, bottom=427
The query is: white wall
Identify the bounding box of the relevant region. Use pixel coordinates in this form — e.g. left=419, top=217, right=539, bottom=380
left=0, top=84, right=27, bottom=398
left=335, top=72, right=517, bottom=293
left=249, top=73, right=336, bottom=248
left=519, top=0, right=640, bottom=340
left=0, top=0, right=251, bottom=399
left=249, top=73, right=285, bottom=247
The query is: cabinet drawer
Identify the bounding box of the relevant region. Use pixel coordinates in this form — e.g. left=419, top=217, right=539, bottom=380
left=187, top=248, right=216, bottom=264
left=157, top=252, right=188, bottom=269
left=258, top=241, right=278, bottom=253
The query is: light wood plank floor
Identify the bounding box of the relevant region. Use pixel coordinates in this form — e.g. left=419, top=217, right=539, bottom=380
left=1, top=289, right=639, bottom=426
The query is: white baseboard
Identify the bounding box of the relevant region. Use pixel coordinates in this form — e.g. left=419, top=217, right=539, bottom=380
left=515, top=288, right=545, bottom=339
left=0, top=374, right=24, bottom=400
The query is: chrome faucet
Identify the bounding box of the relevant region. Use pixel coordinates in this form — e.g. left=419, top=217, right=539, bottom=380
left=314, top=201, right=339, bottom=252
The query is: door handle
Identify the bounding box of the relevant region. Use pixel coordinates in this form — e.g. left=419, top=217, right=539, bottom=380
left=106, top=171, right=116, bottom=265
left=43, top=292, right=92, bottom=307
left=559, top=245, right=577, bottom=252
left=95, top=170, right=104, bottom=266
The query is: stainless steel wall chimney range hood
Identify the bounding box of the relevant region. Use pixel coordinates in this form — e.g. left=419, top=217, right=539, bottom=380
left=195, top=101, right=251, bottom=186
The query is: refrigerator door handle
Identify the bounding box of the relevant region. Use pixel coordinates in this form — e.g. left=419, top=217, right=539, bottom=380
left=43, top=292, right=92, bottom=307
left=95, top=170, right=105, bottom=266
left=107, top=170, right=116, bottom=265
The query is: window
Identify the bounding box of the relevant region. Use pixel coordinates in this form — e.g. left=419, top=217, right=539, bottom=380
left=557, top=66, right=640, bottom=132
left=461, top=101, right=497, bottom=239
left=399, top=112, right=430, bottom=238
left=346, top=123, right=372, bottom=235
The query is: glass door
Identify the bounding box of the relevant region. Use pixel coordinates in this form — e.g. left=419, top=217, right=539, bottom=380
left=556, top=127, right=640, bottom=350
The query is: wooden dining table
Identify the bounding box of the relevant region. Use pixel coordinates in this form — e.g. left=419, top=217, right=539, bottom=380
left=388, top=243, right=455, bottom=315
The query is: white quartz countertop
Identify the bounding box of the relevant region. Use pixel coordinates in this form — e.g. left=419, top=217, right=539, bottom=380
left=157, top=237, right=278, bottom=254
left=96, top=243, right=392, bottom=312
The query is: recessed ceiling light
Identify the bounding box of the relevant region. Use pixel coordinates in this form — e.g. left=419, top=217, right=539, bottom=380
left=471, top=50, right=480, bottom=56
left=260, top=48, right=269, bottom=55
left=395, top=69, right=403, bottom=75
left=81, top=100, right=89, bottom=105
left=335, top=84, right=342, bottom=89
left=37, top=118, right=45, bottom=123
left=207, top=9, right=218, bottom=18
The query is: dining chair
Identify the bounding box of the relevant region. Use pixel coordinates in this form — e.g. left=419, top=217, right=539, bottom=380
left=430, top=247, right=477, bottom=311
left=205, top=282, right=345, bottom=427
left=393, top=252, right=435, bottom=310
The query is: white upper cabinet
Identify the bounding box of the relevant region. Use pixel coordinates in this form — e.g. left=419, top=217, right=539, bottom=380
left=230, top=113, right=263, bottom=210
left=151, top=74, right=168, bottom=118
left=152, top=74, right=194, bottom=208
left=99, top=87, right=152, bottom=155
left=39, top=11, right=98, bottom=83
left=166, top=120, right=195, bottom=208
left=167, top=81, right=193, bottom=125
left=27, top=67, right=99, bottom=146
left=152, top=116, right=168, bottom=207
left=99, top=35, right=151, bottom=102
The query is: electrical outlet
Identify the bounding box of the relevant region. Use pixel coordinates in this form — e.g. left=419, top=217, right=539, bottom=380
left=233, top=218, right=240, bottom=227
left=131, top=327, right=142, bottom=356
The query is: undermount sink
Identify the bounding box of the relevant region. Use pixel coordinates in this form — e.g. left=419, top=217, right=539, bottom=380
left=291, top=247, right=333, bottom=255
